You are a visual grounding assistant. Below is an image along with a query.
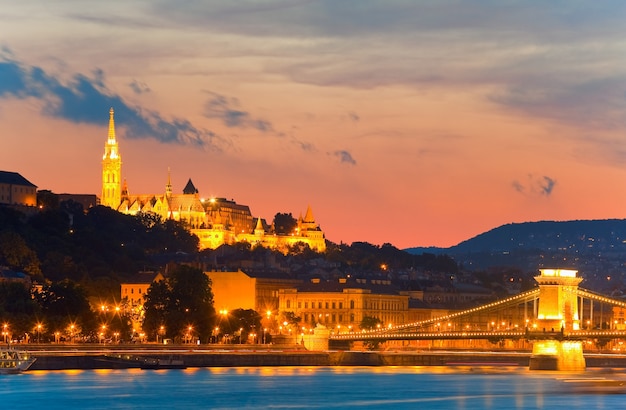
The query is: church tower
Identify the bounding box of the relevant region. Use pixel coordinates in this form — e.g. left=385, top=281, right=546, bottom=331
left=101, top=108, right=122, bottom=209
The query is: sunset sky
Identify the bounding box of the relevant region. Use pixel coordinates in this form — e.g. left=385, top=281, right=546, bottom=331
left=2, top=1, right=626, bottom=249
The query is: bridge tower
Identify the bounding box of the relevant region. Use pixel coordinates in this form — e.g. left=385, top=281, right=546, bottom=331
left=529, top=269, right=585, bottom=371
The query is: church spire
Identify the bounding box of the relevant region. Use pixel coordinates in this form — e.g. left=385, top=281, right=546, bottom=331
left=102, top=108, right=122, bottom=209
left=254, top=217, right=265, bottom=235
left=303, top=205, right=315, bottom=223
left=166, top=167, right=172, bottom=197
left=107, top=107, right=116, bottom=144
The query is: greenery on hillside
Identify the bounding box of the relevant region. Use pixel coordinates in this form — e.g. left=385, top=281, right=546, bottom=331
left=0, top=203, right=198, bottom=297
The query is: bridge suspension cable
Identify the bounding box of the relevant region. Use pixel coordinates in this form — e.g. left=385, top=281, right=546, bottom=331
left=576, top=288, right=626, bottom=308
left=383, top=288, right=540, bottom=334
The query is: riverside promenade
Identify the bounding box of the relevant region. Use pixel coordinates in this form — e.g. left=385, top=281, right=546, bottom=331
left=14, top=344, right=626, bottom=370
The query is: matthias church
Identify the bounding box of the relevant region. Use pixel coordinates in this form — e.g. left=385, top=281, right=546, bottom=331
left=101, top=108, right=325, bottom=252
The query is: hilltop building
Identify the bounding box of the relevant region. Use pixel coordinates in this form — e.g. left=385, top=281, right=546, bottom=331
left=0, top=170, right=37, bottom=208
left=100, top=108, right=326, bottom=252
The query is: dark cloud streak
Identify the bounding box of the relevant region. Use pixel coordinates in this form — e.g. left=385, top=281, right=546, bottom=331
left=332, top=150, right=357, bottom=165
left=512, top=174, right=556, bottom=197
left=0, top=56, right=222, bottom=149
left=204, top=91, right=273, bottom=133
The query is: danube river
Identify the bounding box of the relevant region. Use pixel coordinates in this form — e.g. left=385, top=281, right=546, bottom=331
left=2, top=366, right=625, bottom=409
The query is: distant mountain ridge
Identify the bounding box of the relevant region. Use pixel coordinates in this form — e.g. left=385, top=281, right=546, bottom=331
left=407, top=219, right=626, bottom=254
left=405, top=219, right=626, bottom=281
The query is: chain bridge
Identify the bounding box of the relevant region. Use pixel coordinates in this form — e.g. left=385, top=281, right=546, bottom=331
left=329, top=269, right=626, bottom=370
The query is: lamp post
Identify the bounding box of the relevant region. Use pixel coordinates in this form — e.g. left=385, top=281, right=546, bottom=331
left=36, top=323, right=42, bottom=344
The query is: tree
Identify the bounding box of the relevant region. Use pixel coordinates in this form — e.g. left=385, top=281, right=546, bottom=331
left=220, top=309, right=262, bottom=343
left=360, top=316, right=383, bottom=331
left=281, top=311, right=301, bottom=342
left=273, top=213, right=297, bottom=235
left=0, top=231, right=42, bottom=278
left=359, top=316, right=384, bottom=350
left=35, top=280, right=96, bottom=339
left=0, top=282, right=41, bottom=338
left=143, top=265, right=214, bottom=343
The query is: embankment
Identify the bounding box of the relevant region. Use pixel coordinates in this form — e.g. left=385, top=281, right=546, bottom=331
left=23, top=347, right=626, bottom=371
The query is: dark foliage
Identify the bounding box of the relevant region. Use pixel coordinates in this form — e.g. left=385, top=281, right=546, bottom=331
left=143, top=265, right=214, bottom=342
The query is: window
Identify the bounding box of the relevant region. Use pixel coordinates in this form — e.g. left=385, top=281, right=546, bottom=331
left=325, top=302, right=329, bottom=309
left=305, top=302, right=308, bottom=309
left=350, top=300, right=355, bottom=309
left=332, top=302, right=336, bottom=309
left=286, top=300, right=291, bottom=309
left=339, top=302, right=343, bottom=309
left=298, top=302, right=302, bottom=309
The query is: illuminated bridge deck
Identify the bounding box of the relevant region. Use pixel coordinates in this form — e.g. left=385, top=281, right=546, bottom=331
left=330, top=330, right=626, bottom=342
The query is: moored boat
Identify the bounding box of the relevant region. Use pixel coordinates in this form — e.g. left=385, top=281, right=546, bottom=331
left=0, top=348, right=37, bottom=374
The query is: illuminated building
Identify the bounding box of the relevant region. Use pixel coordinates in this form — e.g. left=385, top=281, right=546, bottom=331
left=207, top=269, right=301, bottom=314
left=0, top=171, right=37, bottom=207
left=278, top=278, right=410, bottom=331
left=120, top=271, right=164, bottom=331
left=101, top=108, right=326, bottom=252
left=234, top=206, right=326, bottom=253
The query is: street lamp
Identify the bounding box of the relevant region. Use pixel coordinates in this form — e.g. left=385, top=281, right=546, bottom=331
left=159, top=326, right=165, bottom=344
left=36, top=323, right=42, bottom=344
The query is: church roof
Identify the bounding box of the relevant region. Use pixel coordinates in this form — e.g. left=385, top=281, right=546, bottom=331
left=0, top=171, right=37, bottom=188
left=182, top=178, right=198, bottom=195
left=167, top=194, right=205, bottom=212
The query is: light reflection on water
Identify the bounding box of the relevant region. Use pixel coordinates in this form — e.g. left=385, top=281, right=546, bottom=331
left=1, top=366, right=625, bottom=409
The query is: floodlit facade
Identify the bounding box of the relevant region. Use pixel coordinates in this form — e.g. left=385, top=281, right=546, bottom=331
left=101, top=108, right=326, bottom=253
left=0, top=171, right=37, bottom=207
left=207, top=269, right=301, bottom=314
left=278, top=278, right=410, bottom=331
left=120, top=271, right=164, bottom=331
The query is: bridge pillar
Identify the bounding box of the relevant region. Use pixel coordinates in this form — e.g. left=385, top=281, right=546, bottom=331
left=529, top=269, right=585, bottom=371
left=301, top=325, right=330, bottom=351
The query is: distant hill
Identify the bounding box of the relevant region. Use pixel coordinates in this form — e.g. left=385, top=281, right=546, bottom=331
left=406, top=219, right=626, bottom=289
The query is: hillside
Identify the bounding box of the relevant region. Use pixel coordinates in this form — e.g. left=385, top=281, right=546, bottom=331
left=406, top=219, right=626, bottom=290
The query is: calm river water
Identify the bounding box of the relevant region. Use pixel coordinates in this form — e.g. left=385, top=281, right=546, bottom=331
left=2, top=366, right=625, bottom=409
